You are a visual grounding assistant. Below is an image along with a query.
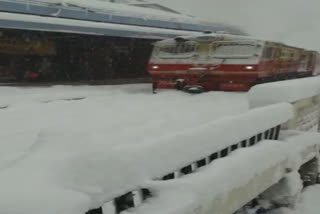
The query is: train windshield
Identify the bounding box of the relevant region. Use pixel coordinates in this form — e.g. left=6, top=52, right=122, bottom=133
left=210, top=41, right=259, bottom=58
left=157, top=41, right=197, bottom=58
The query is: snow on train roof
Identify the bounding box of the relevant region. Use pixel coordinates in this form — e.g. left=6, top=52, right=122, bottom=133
left=155, top=33, right=260, bottom=45
left=155, top=32, right=312, bottom=52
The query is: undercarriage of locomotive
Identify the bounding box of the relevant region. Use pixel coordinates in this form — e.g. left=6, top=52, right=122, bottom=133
left=152, top=70, right=315, bottom=94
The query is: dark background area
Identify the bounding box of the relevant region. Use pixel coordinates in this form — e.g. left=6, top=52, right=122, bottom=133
left=0, top=28, right=155, bottom=83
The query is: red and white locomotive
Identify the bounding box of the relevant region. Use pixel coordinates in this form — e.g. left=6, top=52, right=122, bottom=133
left=148, top=33, right=320, bottom=92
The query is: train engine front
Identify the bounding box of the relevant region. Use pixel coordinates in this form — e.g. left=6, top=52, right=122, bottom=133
left=148, top=34, right=264, bottom=92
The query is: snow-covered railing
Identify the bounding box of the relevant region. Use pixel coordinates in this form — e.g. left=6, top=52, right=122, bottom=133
left=87, top=189, right=152, bottom=214
left=86, top=78, right=320, bottom=214
left=86, top=103, right=293, bottom=214
left=130, top=132, right=320, bottom=214
left=249, top=77, right=320, bottom=132
left=160, top=124, right=281, bottom=181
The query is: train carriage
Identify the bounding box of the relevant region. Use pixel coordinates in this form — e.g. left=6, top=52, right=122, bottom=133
left=148, top=33, right=320, bottom=92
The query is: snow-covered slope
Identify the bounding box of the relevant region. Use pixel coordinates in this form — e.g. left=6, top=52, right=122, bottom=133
left=298, top=185, right=320, bottom=214
left=266, top=185, right=320, bottom=214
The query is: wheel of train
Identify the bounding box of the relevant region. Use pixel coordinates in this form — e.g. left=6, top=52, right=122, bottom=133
left=183, top=85, right=205, bottom=94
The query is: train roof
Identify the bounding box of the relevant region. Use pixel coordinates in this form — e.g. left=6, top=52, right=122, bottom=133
left=0, top=0, right=246, bottom=39
left=155, top=33, right=262, bottom=44
left=155, top=32, right=312, bottom=51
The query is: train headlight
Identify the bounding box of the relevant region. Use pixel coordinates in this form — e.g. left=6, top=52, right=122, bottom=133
left=245, top=66, right=254, bottom=70
left=152, top=65, right=159, bottom=69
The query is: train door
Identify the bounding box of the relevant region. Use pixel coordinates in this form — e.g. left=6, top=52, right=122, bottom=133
left=306, top=51, right=316, bottom=74
left=298, top=51, right=309, bottom=73
left=198, top=41, right=220, bottom=90
left=272, top=46, right=282, bottom=76
left=313, top=52, right=320, bottom=76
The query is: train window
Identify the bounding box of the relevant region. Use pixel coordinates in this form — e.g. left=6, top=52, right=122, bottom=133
left=273, top=49, right=281, bottom=59
left=157, top=42, right=197, bottom=58
left=280, top=49, right=289, bottom=59
left=263, top=47, right=273, bottom=59
left=210, top=41, right=258, bottom=58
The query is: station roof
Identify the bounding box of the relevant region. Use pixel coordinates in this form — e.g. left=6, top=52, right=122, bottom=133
left=0, top=11, right=199, bottom=39
left=0, top=0, right=246, bottom=39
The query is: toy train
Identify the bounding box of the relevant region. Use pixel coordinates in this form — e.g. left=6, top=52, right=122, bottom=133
left=148, top=33, right=320, bottom=92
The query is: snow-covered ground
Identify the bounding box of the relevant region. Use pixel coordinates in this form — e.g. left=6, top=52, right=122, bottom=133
left=0, top=84, right=248, bottom=164
left=297, top=185, right=320, bottom=214
left=267, top=185, right=320, bottom=214
left=0, top=84, right=248, bottom=214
